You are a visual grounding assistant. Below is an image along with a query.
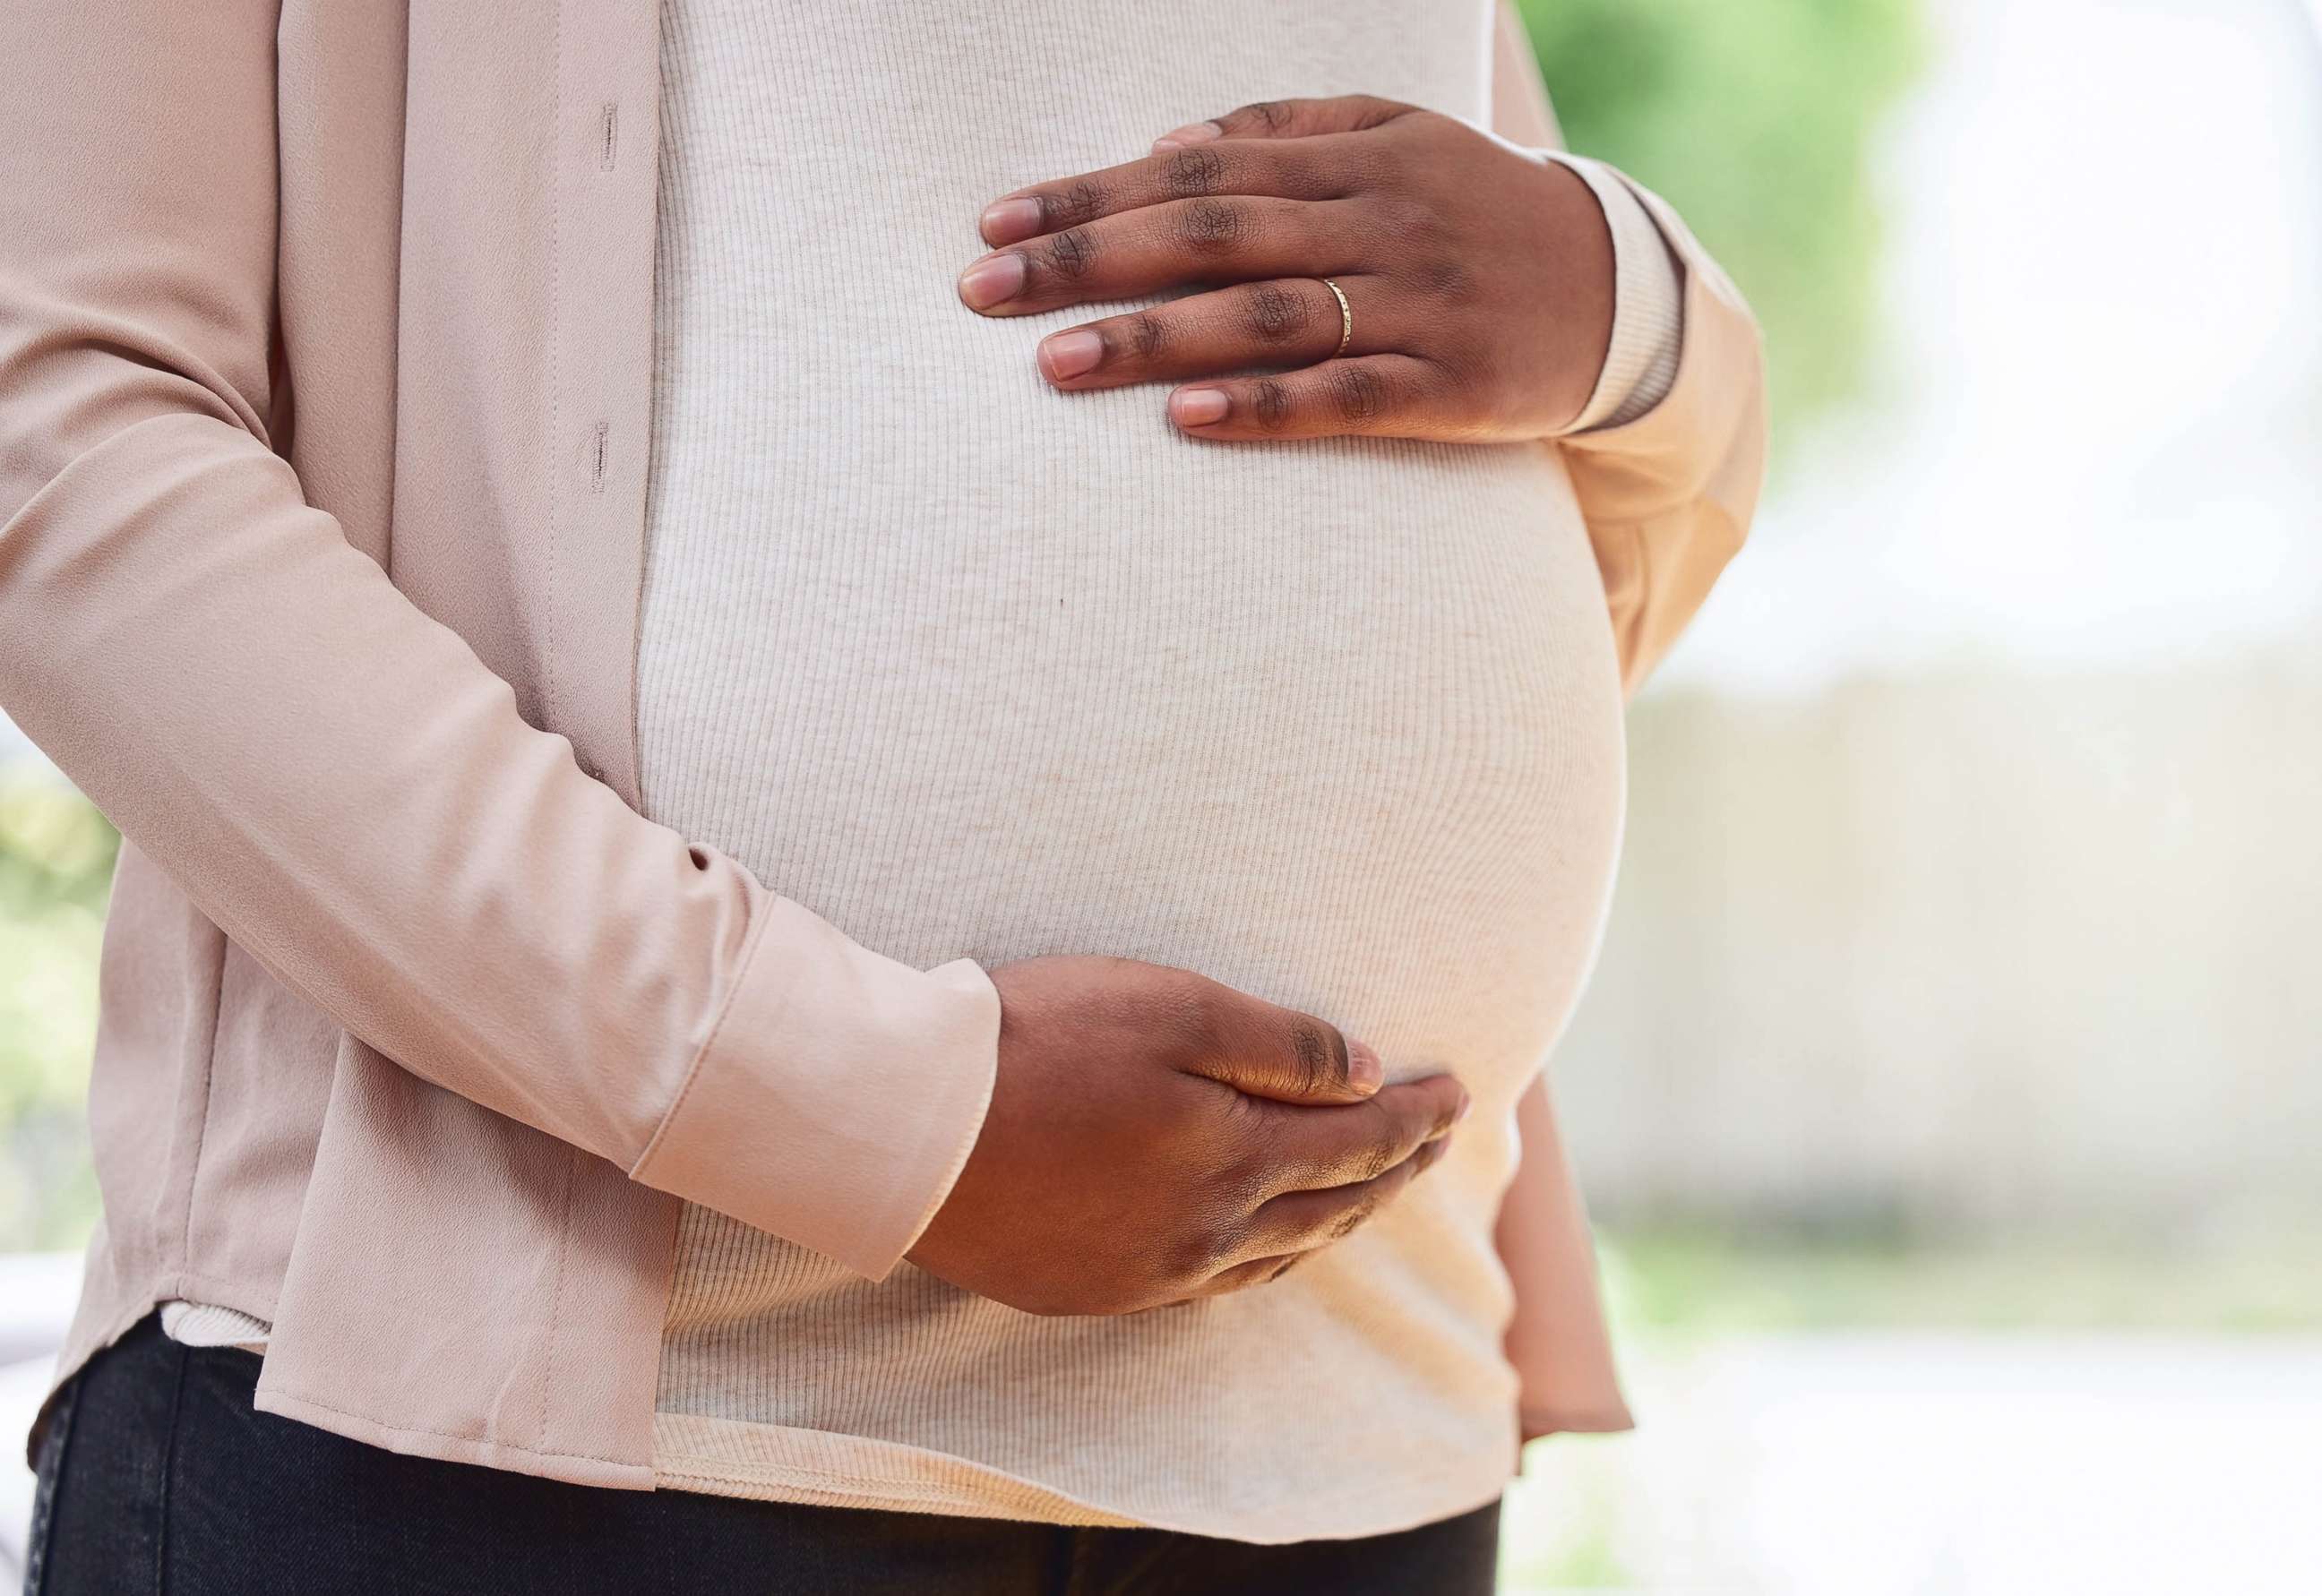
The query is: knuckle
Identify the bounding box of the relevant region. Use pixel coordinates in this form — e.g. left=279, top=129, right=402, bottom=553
left=1326, top=362, right=1389, bottom=425
left=1125, top=310, right=1170, bottom=364
left=1457, top=383, right=1514, bottom=442
left=1425, top=345, right=1501, bottom=432
left=1423, top=257, right=1476, bottom=307
left=1175, top=195, right=1248, bottom=256
left=1044, top=226, right=1101, bottom=281
left=1350, top=1131, right=1402, bottom=1185
left=1161, top=143, right=1229, bottom=197
left=1270, top=151, right=1324, bottom=196
left=1221, top=1108, right=1286, bottom=1187
left=1377, top=193, right=1440, bottom=243
left=1169, top=1223, right=1232, bottom=1284
left=1287, top=1019, right=1338, bottom=1094
left=1236, top=99, right=1294, bottom=133
left=1329, top=1193, right=1380, bottom=1242
left=1121, top=964, right=1217, bottom=1062
left=1041, top=180, right=1110, bottom=231
left=1251, top=376, right=1294, bottom=433
left=1212, top=1075, right=1276, bottom=1140
left=1226, top=1090, right=1281, bottom=1154
left=1355, top=142, right=1411, bottom=193
left=1153, top=976, right=1221, bottom=1059
left=1432, top=1094, right=1465, bottom=1137
left=1240, top=280, right=1312, bottom=345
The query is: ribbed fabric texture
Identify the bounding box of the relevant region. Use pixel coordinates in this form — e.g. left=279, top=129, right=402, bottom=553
left=157, top=1300, right=271, bottom=1355
left=1555, top=155, right=1687, bottom=432
left=630, top=0, right=1662, bottom=1544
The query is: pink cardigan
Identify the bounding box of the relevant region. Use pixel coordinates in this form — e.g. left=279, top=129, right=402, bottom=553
left=0, top=0, right=1765, bottom=1483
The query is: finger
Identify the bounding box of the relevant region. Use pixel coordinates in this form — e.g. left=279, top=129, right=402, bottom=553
left=1260, top=1071, right=1470, bottom=1195
left=1152, top=94, right=1419, bottom=151
left=1168, top=354, right=1443, bottom=441
left=1035, top=274, right=1389, bottom=390
left=1183, top=990, right=1389, bottom=1104
left=979, top=140, right=1354, bottom=249
left=1179, top=1235, right=1340, bottom=1302
left=1230, top=1131, right=1452, bottom=1264
left=1179, top=1249, right=1307, bottom=1300
left=957, top=195, right=1361, bottom=317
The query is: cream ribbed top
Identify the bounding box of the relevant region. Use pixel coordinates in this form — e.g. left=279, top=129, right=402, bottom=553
left=625, top=0, right=1677, bottom=1545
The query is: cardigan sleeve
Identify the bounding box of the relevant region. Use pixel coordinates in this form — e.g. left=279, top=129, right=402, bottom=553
left=1491, top=0, right=1770, bottom=697
left=1544, top=153, right=1687, bottom=436
left=1555, top=172, right=1769, bottom=697
left=0, top=0, right=997, bottom=1283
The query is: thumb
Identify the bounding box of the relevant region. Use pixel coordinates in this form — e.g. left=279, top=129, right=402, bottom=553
left=1191, top=990, right=1387, bottom=1105
left=1152, top=94, right=1417, bottom=151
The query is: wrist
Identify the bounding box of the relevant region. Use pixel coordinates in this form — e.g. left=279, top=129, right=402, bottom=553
left=1538, top=151, right=1687, bottom=435
left=1526, top=153, right=1618, bottom=433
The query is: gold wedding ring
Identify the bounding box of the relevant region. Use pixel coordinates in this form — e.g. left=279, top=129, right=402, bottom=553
left=1320, top=277, right=1353, bottom=358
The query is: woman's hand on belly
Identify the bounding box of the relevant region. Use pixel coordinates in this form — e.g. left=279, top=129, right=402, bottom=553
left=958, top=94, right=1615, bottom=442
left=906, top=955, right=1470, bottom=1317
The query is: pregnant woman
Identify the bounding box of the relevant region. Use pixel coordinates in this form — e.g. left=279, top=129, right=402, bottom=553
left=2, top=2, right=1763, bottom=1592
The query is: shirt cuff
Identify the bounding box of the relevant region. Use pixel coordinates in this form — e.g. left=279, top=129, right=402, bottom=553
left=1540, top=150, right=1687, bottom=434
left=628, top=897, right=1002, bottom=1282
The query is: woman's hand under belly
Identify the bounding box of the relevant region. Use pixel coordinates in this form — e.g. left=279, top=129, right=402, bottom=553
left=908, top=954, right=1470, bottom=1316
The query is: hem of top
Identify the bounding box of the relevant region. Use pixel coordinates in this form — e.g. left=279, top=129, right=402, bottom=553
left=30, top=1270, right=283, bottom=1469
left=251, top=1388, right=656, bottom=1491
left=157, top=1298, right=273, bottom=1353
left=649, top=1411, right=1515, bottom=1546
left=653, top=1459, right=1144, bottom=1530
left=1520, top=1401, right=1638, bottom=1437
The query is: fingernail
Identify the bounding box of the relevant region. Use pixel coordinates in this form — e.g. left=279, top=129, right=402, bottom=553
left=1039, top=329, right=1105, bottom=382
left=1453, top=1091, right=1474, bottom=1123
left=1171, top=388, right=1229, bottom=426
left=1155, top=120, right=1224, bottom=150
left=958, top=253, right=1027, bottom=310
left=979, top=197, right=1044, bottom=246
left=1346, top=1040, right=1384, bottom=1097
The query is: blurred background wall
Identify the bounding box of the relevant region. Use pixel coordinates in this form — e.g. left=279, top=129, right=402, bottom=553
left=4, top=0, right=2318, bottom=1588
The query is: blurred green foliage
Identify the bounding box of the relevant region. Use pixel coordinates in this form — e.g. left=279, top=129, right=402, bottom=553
left=1518, top=0, right=1924, bottom=434
left=0, top=773, right=114, bottom=1248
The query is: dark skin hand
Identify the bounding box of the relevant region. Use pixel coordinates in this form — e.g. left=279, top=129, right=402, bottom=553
left=958, top=94, right=1620, bottom=441
left=907, top=956, right=1470, bottom=1317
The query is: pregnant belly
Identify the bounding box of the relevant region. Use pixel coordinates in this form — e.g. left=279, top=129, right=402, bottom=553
left=637, top=425, right=1625, bottom=1116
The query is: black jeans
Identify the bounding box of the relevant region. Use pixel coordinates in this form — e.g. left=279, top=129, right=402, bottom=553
left=27, top=1316, right=1501, bottom=1594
